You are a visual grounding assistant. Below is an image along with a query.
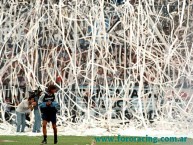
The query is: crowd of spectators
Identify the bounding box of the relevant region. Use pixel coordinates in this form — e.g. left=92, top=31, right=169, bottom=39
left=0, top=0, right=192, bottom=126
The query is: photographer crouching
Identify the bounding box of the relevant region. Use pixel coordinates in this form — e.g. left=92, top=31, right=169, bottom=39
left=38, top=85, right=60, bottom=144
left=16, top=96, right=36, bottom=132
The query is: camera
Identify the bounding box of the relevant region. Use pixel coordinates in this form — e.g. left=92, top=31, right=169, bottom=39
left=29, top=87, right=42, bottom=98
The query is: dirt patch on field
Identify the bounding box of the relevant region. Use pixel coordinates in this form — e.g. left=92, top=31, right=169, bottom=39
left=0, top=140, right=17, bottom=142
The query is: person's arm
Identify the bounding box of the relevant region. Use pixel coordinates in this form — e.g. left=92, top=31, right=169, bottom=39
left=52, top=94, right=60, bottom=111
left=28, top=104, right=33, bottom=109
left=26, top=104, right=34, bottom=113
left=39, top=93, right=52, bottom=106
left=32, top=96, right=39, bottom=107
left=29, top=102, right=36, bottom=110
left=20, top=101, right=26, bottom=110
left=54, top=93, right=59, bottom=103
left=23, top=101, right=33, bottom=110
left=38, top=94, right=45, bottom=113
left=38, top=94, right=45, bottom=105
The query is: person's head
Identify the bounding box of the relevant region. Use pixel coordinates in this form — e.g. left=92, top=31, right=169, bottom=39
left=47, top=84, right=58, bottom=94
left=28, top=96, right=35, bottom=103
left=5, top=97, right=10, bottom=102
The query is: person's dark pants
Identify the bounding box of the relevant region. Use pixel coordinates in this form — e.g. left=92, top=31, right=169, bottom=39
left=42, top=112, right=57, bottom=124
left=5, top=111, right=11, bottom=122
left=41, top=106, right=57, bottom=124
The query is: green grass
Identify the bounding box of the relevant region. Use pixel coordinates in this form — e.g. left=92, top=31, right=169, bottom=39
left=0, top=136, right=192, bottom=145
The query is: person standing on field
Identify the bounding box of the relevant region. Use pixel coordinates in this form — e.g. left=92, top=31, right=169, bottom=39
left=32, top=88, right=43, bottom=133
left=39, top=85, right=60, bottom=144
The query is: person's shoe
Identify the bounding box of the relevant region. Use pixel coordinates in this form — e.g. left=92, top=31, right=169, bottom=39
left=41, top=140, right=47, bottom=144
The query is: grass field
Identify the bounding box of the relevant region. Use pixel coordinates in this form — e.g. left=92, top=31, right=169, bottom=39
left=0, top=136, right=192, bottom=145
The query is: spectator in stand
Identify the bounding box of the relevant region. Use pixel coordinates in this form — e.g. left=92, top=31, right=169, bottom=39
left=2, top=96, right=19, bottom=124
left=9, top=96, right=20, bottom=124
left=83, top=91, right=95, bottom=108
left=3, top=98, right=12, bottom=123
left=16, top=96, right=36, bottom=132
